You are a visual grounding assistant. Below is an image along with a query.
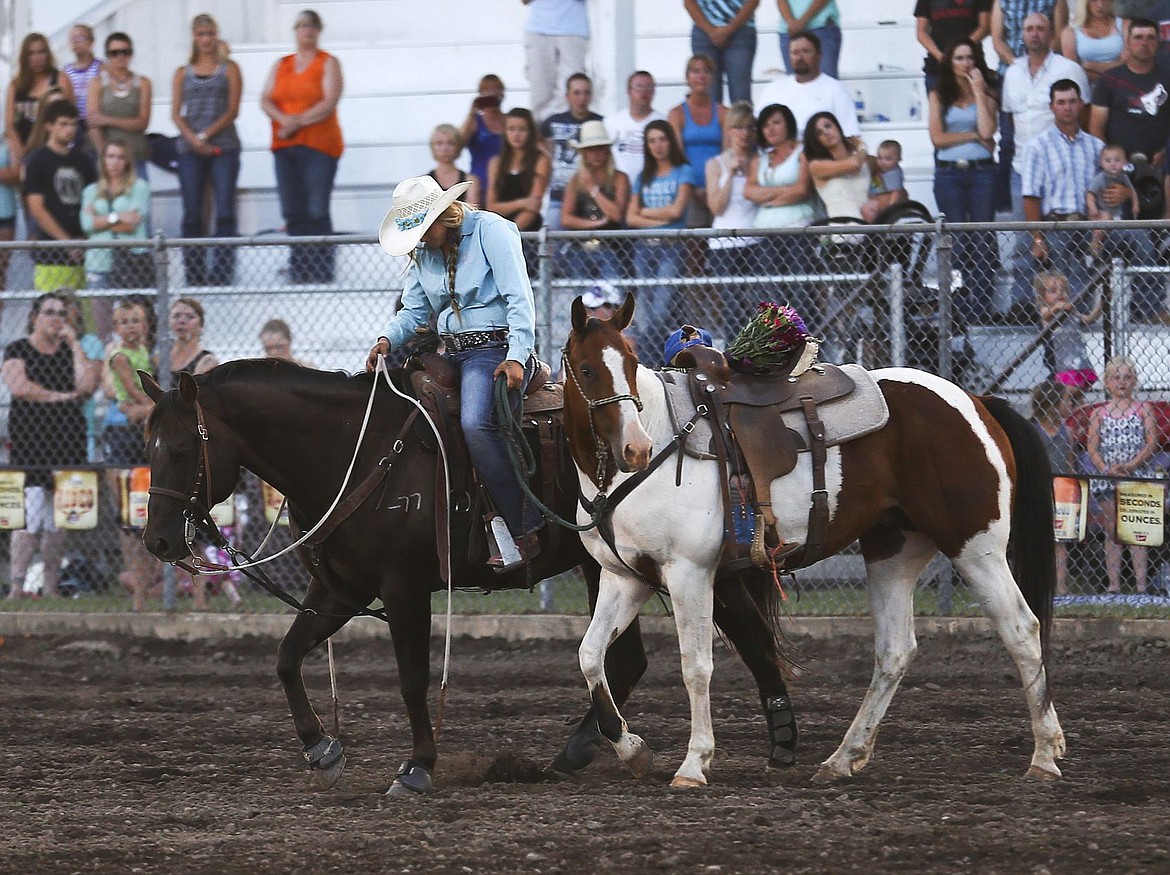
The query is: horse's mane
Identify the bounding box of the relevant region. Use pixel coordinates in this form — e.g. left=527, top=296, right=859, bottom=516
left=200, top=357, right=368, bottom=390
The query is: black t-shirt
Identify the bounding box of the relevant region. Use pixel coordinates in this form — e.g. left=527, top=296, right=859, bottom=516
left=914, top=0, right=992, bottom=76
left=540, top=110, right=603, bottom=201
left=3, top=337, right=87, bottom=486
left=21, top=145, right=97, bottom=265
left=1092, top=63, right=1170, bottom=158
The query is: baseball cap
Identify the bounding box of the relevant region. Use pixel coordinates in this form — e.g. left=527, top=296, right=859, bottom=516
left=663, top=324, right=714, bottom=366
left=581, top=281, right=622, bottom=310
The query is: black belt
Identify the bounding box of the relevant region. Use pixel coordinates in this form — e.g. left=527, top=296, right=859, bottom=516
left=441, top=329, right=509, bottom=353
left=1043, top=212, right=1086, bottom=221
left=935, top=158, right=995, bottom=169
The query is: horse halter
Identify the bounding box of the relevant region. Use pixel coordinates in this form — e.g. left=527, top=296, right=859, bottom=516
left=146, top=398, right=225, bottom=574
left=561, top=341, right=644, bottom=488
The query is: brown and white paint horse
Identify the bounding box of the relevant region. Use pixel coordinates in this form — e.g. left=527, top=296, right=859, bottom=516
left=562, top=295, right=1065, bottom=788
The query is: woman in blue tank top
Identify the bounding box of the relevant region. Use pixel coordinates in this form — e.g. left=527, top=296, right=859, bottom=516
left=1060, top=0, right=1123, bottom=83
left=668, top=54, right=727, bottom=227
left=171, top=13, right=242, bottom=286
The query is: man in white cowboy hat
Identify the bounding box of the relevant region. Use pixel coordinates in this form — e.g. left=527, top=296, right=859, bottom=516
left=366, top=175, right=542, bottom=569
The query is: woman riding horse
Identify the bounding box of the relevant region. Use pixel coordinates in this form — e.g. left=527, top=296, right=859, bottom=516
left=367, top=175, right=541, bottom=570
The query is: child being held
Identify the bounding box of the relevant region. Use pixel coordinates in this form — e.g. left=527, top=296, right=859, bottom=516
left=1086, top=144, right=1140, bottom=254
left=1034, top=270, right=1100, bottom=409
left=861, top=139, right=907, bottom=222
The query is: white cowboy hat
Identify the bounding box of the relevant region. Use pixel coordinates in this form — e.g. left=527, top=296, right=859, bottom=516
left=379, top=175, right=473, bottom=256
left=571, top=120, right=614, bottom=150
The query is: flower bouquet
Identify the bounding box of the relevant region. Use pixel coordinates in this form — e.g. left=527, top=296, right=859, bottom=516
left=726, top=302, right=820, bottom=376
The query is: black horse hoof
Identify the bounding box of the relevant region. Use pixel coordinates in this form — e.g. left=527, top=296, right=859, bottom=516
left=385, top=760, right=434, bottom=797
left=304, top=736, right=346, bottom=790
left=550, top=716, right=605, bottom=777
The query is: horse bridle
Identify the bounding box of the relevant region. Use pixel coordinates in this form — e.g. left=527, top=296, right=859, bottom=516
left=560, top=342, right=644, bottom=488
left=146, top=399, right=225, bottom=575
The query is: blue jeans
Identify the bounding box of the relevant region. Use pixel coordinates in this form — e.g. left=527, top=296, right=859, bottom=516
left=693, top=24, right=757, bottom=105
left=274, top=145, right=339, bottom=282
left=995, top=111, right=1014, bottom=213
left=633, top=240, right=685, bottom=366
left=781, top=24, right=842, bottom=79
left=764, top=233, right=817, bottom=329
left=452, top=345, right=541, bottom=539
left=177, top=147, right=241, bottom=285
left=933, top=162, right=998, bottom=323
left=707, top=242, right=764, bottom=338
left=563, top=242, right=623, bottom=281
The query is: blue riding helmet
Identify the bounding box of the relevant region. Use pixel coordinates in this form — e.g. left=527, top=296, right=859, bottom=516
left=663, top=325, right=714, bottom=366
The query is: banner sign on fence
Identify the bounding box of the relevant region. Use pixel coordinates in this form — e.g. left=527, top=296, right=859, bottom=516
left=1053, top=477, right=1088, bottom=542
left=261, top=482, right=288, bottom=526
left=1115, top=480, right=1165, bottom=547
left=118, top=468, right=151, bottom=528
left=0, top=470, right=26, bottom=529
left=54, top=470, right=98, bottom=530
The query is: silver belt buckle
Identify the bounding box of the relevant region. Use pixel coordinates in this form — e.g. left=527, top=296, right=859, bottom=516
left=955, top=159, right=970, bottom=170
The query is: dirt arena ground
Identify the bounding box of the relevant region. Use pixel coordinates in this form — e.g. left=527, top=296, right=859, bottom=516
left=1, top=625, right=1167, bottom=874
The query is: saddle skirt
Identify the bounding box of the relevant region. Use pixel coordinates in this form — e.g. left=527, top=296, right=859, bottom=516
left=659, top=362, right=889, bottom=461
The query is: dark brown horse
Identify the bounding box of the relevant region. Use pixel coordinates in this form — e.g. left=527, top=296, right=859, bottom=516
left=140, top=359, right=798, bottom=796
left=561, top=295, right=1064, bottom=787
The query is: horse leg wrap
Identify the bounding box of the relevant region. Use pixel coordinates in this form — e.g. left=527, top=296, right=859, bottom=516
left=387, top=759, right=434, bottom=796
left=303, top=736, right=344, bottom=771
left=762, top=694, right=799, bottom=766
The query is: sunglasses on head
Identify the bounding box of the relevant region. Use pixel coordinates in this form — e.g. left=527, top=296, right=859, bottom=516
left=107, top=47, right=133, bottom=57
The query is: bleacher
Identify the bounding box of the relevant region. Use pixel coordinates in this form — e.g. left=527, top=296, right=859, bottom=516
left=16, top=0, right=933, bottom=236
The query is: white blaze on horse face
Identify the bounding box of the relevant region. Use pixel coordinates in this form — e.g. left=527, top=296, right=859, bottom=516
left=602, top=345, right=653, bottom=471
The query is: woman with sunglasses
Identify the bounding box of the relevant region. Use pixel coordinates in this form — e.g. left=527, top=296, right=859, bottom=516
left=87, top=32, right=153, bottom=179
left=2, top=292, right=98, bottom=600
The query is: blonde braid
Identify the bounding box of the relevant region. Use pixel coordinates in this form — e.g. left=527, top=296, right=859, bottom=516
left=446, top=246, right=460, bottom=316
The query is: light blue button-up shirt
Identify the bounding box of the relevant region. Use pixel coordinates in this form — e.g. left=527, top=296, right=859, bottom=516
left=1021, top=125, right=1103, bottom=216
left=381, top=210, right=536, bottom=364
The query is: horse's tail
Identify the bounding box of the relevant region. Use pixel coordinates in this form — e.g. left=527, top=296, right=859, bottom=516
left=980, top=395, right=1056, bottom=701
left=714, top=569, right=804, bottom=679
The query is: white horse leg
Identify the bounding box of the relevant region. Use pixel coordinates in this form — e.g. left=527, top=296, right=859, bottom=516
left=817, top=531, right=937, bottom=782
left=578, top=568, right=654, bottom=779
left=664, top=561, right=716, bottom=788
left=953, top=537, right=1066, bottom=780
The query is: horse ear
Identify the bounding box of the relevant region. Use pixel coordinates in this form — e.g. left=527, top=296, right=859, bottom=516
left=140, top=371, right=164, bottom=403
left=177, top=371, right=199, bottom=408
left=612, top=292, right=636, bottom=331
left=570, top=295, right=588, bottom=334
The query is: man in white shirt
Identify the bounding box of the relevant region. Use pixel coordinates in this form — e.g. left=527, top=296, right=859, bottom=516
left=754, top=30, right=858, bottom=138
left=607, top=71, right=666, bottom=181
left=1003, top=13, right=1089, bottom=208
left=1000, top=12, right=1090, bottom=316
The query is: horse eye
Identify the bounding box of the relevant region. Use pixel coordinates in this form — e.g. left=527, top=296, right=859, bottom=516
left=580, top=366, right=594, bottom=379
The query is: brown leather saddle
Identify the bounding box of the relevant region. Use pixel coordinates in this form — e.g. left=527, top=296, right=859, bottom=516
left=673, top=344, right=856, bottom=570
left=405, top=352, right=566, bottom=581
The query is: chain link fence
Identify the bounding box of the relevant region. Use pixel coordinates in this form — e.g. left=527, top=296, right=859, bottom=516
left=1, top=218, right=1168, bottom=615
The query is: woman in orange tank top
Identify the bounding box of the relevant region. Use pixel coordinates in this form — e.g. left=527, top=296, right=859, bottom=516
left=260, top=9, right=344, bottom=283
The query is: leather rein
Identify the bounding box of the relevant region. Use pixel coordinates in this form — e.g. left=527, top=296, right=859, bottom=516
left=148, top=392, right=416, bottom=620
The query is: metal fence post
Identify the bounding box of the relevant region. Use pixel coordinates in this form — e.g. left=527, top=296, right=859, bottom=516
left=887, top=261, right=905, bottom=368
left=535, top=227, right=554, bottom=362
left=934, top=216, right=954, bottom=382
left=152, top=231, right=178, bottom=612
left=1109, top=257, right=1128, bottom=359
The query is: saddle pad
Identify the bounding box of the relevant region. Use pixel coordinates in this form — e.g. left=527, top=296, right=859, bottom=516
left=660, top=364, right=889, bottom=457
left=661, top=371, right=720, bottom=461
left=779, top=363, right=888, bottom=448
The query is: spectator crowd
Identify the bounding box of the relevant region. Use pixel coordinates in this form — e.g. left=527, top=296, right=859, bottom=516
left=3, top=0, right=1170, bottom=601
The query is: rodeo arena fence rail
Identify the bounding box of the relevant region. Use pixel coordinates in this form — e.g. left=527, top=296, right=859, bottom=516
left=1, top=217, right=1169, bottom=617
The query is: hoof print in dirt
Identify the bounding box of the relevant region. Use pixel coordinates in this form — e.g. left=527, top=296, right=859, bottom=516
left=484, top=754, right=549, bottom=784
